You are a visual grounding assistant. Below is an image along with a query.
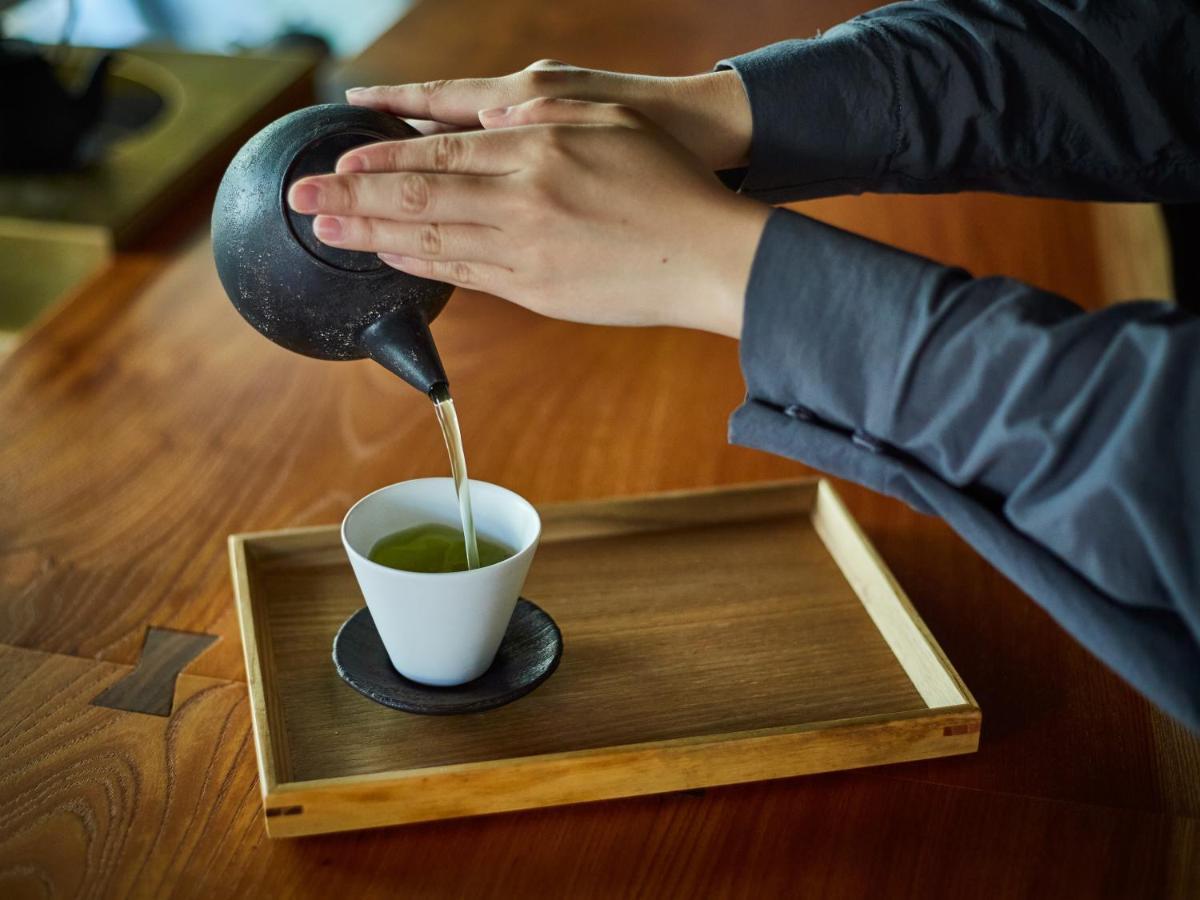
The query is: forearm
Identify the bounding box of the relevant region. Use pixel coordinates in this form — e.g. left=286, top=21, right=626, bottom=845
left=719, top=0, right=1200, bottom=202
left=734, top=207, right=1200, bottom=726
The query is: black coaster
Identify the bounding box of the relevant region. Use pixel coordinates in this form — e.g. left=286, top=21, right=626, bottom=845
left=332, top=598, right=563, bottom=715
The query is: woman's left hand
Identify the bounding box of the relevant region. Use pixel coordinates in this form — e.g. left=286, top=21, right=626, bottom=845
left=286, top=98, right=769, bottom=338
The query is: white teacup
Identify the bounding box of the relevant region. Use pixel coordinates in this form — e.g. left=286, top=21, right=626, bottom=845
left=341, top=478, right=541, bottom=686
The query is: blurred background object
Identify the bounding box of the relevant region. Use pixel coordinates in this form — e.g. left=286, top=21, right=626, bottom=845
left=0, top=0, right=419, bottom=352
left=3, top=0, right=409, bottom=56
left=0, top=38, right=115, bottom=171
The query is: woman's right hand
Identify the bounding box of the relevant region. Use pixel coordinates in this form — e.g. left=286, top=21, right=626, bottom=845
left=345, top=60, right=753, bottom=172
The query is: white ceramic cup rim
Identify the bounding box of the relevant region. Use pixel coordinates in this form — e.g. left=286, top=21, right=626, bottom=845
left=340, top=477, right=541, bottom=580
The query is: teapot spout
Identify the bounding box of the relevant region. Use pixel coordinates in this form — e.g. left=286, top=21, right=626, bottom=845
left=360, top=309, right=449, bottom=399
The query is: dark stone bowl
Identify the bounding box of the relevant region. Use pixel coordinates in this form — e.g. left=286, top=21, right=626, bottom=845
left=332, top=598, right=563, bottom=715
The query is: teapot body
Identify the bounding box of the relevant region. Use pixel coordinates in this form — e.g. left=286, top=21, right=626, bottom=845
left=211, top=104, right=453, bottom=370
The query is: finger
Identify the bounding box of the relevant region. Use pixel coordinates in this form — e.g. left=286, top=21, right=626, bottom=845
left=344, top=60, right=583, bottom=124
left=377, top=253, right=511, bottom=295
left=346, top=77, right=527, bottom=126
left=311, top=216, right=502, bottom=263
left=287, top=172, right=508, bottom=224
left=480, top=96, right=643, bottom=129
left=336, top=130, right=521, bottom=175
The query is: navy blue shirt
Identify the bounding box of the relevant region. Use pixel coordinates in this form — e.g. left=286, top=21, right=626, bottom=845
left=718, top=0, right=1200, bottom=728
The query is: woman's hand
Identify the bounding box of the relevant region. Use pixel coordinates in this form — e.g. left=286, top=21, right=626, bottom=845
left=286, top=98, right=769, bottom=337
left=345, top=60, right=753, bottom=171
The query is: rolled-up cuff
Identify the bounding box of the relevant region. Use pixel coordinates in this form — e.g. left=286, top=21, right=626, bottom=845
left=717, top=27, right=900, bottom=202
left=738, top=206, right=946, bottom=436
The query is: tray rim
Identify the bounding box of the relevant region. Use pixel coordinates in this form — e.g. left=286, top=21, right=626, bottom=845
left=229, top=477, right=981, bottom=837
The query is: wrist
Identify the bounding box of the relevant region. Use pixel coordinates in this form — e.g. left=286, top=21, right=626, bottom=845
left=697, top=70, right=753, bottom=169
left=680, top=197, right=769, bottom=338
left=645, top=71, right=752, bottom=171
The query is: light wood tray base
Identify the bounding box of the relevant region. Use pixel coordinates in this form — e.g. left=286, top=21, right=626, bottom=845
left=230, top=479, right=980, bottom=837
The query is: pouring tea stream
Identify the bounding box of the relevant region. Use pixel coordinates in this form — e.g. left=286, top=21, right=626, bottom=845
left=211, top=103, right=480, bottom=567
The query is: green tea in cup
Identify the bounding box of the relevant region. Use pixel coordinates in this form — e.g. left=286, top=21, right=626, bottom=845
left=368, top=523, right=513, bottom=573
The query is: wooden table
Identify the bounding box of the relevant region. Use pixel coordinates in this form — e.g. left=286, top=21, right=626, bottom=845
left=1, top=1, right=1195, bottom=896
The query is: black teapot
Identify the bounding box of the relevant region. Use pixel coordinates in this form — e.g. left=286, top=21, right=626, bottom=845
left=211, top=104, right=452, bottom=397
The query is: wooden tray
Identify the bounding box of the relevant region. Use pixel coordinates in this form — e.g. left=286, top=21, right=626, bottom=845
left=229, top=480, right=979, bottom=837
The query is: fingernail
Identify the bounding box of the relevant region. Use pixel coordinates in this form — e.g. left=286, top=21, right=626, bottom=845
left=313, top=215, right=342, bottom=242
left=337, top=154, right=364, bottom=173
left=378, top=252, right=413, bottom=267
left=288, top=182, right=320, bottom=213
left=345, top=86, right=368, bottom=94
left=479, top=106, right=509, bottom=119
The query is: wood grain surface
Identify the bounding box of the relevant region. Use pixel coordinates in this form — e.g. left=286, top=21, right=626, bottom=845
left=0, top=0, right=1197, bottom=895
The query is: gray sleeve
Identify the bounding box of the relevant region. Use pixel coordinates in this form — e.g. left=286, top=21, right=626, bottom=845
left=732, top=208, right=1200, bottom=727
left=717, top=0, right=1200, bottom=203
